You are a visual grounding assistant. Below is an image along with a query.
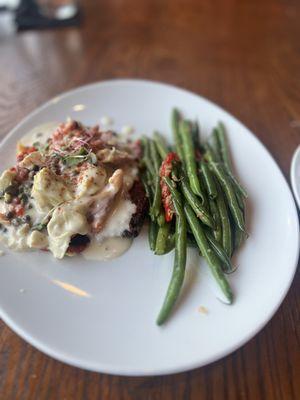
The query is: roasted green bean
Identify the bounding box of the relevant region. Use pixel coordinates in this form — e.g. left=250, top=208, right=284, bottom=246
left=201, top=161, right=217, bottom=199
left=148, top=220, right=158, bottom=251
left=179, top=120, right=203, bottom=198
left=180, top=177, right=214, bottom=228
left=208, top=198, right=222, bottom=243
left=216, top=123, right=247, bottom=199
left=156, top=181, right=187, bottom=325
left=205, top=229, right=235, bottom=274
left=171, top=108, right=185, bottom=162
left=155, top=223, right=171, bottom=255
left=215, top=183, right=232, bottom=257
left=141, top=136, right=155, bottom=177
left=210, top=162, right=245, bottom=232
left=151, top=176, right=162, bottom=218
left=153, top=131, right=169, bottom=160
left=211, top=128, right=222, bottom=161
left=149, top=138, right=162, bottom=173
left=216, top=122, right=232, bottom=171
left=184, top=203, right=233, bottom=303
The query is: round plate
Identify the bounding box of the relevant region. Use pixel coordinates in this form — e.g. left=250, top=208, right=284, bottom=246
left=291, top=145, right=300, bottom=210
left=0, top=80, right=299, bottom=376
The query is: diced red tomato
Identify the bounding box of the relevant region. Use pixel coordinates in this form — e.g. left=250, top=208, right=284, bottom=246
left=159, top=152, right=179, bottom=222
left=14, top=205, right=24, bottom=217
left=17, top=146, right=37, bottom=162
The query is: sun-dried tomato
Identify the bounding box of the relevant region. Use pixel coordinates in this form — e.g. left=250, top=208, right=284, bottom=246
left=159, top=152, right=179, bottom=222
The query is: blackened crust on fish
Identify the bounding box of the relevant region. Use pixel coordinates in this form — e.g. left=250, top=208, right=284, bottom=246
left=67, top=234, right=91, bottom=254
left=122, top=179, right=149, bottom=238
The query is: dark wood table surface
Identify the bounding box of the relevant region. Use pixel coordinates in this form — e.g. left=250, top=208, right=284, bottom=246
left=0, top=1, right=299, bottom=399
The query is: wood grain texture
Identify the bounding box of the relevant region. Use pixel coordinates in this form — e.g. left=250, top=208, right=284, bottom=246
left=0, top=0, right=299, bottom=399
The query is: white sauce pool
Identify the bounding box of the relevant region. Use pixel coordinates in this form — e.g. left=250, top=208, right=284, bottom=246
left=82, top=237, right=132, bottom=261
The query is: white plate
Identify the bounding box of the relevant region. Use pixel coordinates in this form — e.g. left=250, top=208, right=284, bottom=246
left=0, top=80, right=299, bottom=376
left=291, top=145, right=300, bottom=210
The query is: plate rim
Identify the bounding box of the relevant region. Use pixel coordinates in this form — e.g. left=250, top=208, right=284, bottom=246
left=0, top=78, right=299, bottom=376
left=291, top=145, right=300, bottom=210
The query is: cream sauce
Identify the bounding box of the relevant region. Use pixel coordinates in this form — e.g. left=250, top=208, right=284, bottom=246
left=20, top=121, right=59, bottom=146
left=83, top=237, right=132, bottom=261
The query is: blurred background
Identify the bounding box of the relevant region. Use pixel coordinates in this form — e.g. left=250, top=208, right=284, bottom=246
left=0, top=0, right=299, bottom=178
left=0, top=1, right=299, bottom=399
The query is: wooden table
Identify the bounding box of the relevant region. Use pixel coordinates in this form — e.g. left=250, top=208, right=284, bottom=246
left=0, top=1, right=299, bottom=399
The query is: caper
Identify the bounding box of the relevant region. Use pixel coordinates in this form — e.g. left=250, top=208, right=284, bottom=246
left=4, top=184, right=19, bottom=196
left=11, top=218, right=20, bottom=227
left=20, top=193, right=28, bottom=204
left=5, top=211, right=14, bottom=220
left=21, top=215, right=31, bottom=224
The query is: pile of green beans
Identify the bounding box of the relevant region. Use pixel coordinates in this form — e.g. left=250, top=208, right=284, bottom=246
left=141, top=109, right=248, bottom=325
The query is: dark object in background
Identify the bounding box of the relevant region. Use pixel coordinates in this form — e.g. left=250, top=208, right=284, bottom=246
left=15, top=0, right=81, bottom=31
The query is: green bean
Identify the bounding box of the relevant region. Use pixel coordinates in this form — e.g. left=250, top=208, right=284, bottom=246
left=157, top=212, right=166, bottom=227
left=208, top=198, right=222, bottom=243
left=156, top=185, right=187, bottom=325
left=235, top=189, right=245, bottom=211
left=233, top=226, right=247, bottom=253
left=215, top=184, right=232, bottom=257
left=211, top=128, right=222, bottom=161
left=163, top=177, right=182, bottom=206
left=171, top=108, right=185, bottom=161
left=195, top=160, right=210, bottom=210
left=148, top=220, right=158, bottom=251
left=201, top=161, right=217, bottom=199
left=141, top=173, right=152, bottom=204
left=155, top=223, right=171, bottom=255
left=151, top=176, right=162, bottom=218
left=149, top=138, right=161, bottom=173
left=153, top=131, right=169, bottom=160
left=142, top=136, right=155, bottom=177
left=203, top=142, right=218, bottom=163
left=210, top=162, right=245, bottom=232
left=216, top=123, right=247, bottom=198
left=164, top=233, right=175, bottom=254
left=191, top=120, right=201, bottom=152
left=227, top=169, right=248, bottom=199
left=180, top=177, right=215, bottom=228
left=179, top=120, right=203, bottom=198
left=216, top=122, right=232, bottom=171
left=184, top=203, right=233, bottom=303
left=205, top=229, right=235, bottom=274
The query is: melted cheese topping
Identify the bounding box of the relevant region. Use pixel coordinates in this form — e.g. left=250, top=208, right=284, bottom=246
left=0, top=121, right=139, bottom=260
